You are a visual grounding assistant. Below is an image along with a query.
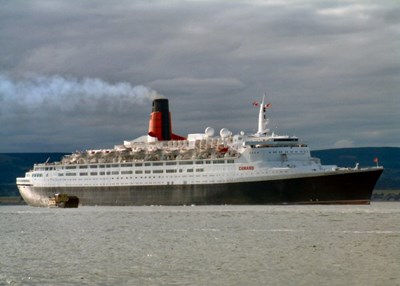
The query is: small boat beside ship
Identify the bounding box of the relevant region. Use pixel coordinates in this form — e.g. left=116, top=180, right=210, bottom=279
left=16, top=95, right=383, bottom=206
left=48, top=193, right=79, bottom=208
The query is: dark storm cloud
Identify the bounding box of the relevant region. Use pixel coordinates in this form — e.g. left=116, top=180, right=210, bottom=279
left=0, top=0, right=399, bottom=151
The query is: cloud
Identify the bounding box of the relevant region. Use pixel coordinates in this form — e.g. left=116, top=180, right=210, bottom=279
left=333, top=139, right=355, bottom=149
left=317, top=4, right=374, bottom=19
left=0, top=0, right=399, bottom=151
left=149, top=77, right=245, bottom=92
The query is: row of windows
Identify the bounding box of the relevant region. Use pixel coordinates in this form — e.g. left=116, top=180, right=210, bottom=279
left=250, top=150, right=308, bottom=155
left=45, top=174, right=228, bottom=186
left=35, top=160, right=234, bottom=171
left=254, top=144, right=307, bottom=148
left=269, top=150, right=307, bottom=154
left=55, top=168, right=205, bottom=177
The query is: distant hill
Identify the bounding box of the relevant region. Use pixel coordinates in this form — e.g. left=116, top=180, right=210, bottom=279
left=0, top=153, right=66, bottom=197
left=0, top=147, right=399, bottom=197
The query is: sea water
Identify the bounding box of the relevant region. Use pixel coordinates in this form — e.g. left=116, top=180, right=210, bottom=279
left=1, top=203, right=399, bottom=286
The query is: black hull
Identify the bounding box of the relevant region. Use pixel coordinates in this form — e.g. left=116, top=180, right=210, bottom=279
left=19, top=168, right=383, bottom=206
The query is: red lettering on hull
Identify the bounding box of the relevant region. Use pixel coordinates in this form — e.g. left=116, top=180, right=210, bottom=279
left=239, top=166, right=254, bottom=171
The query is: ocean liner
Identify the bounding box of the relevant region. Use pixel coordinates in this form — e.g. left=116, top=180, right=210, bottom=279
left=17, top=96, right=383, bottom=206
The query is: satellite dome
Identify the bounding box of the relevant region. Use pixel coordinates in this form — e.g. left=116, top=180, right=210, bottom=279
left=220, top=128, right=230, bottom=138
left=205, top=127, right=215, bottom=137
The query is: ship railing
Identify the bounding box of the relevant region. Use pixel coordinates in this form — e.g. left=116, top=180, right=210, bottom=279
left=58, top=146, right=240, bottom=164
left=53, top=154, right=240, bottom=166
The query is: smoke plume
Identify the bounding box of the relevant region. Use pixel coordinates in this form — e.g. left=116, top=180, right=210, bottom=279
left=0, top=74, right=163, bottom=114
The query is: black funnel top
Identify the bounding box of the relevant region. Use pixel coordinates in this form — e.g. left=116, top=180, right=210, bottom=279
left=152, top=98, right=169, bottom=113
left=152, top=98, right=171, bottom=140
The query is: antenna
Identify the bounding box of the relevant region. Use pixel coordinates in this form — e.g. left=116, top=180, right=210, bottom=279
left=256, top=92, right=270, bottom=135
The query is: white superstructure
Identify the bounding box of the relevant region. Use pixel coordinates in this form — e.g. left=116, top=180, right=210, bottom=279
left=17, top=95, right=382, bottom=206
left=17, top=100, right=337, bottom=190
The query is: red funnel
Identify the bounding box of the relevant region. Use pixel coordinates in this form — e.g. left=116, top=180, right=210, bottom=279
left=148, top=98, right=185, bottom=141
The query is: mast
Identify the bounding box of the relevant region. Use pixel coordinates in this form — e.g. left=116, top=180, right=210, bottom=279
left=257, top=93, right=269, bottom=135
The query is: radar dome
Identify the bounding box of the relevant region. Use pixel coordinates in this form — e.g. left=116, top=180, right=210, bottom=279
left=205, top=127, right=215, bottom=137
left=220, top=128, right=231, bottom=138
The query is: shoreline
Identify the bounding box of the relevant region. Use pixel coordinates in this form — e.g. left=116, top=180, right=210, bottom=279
left=372, top=189, right=400, bottom=201
left=0, top=196, right=26, bottom=205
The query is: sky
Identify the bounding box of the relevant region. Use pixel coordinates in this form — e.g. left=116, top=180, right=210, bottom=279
left=0, top=0, right=399, bottom=152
